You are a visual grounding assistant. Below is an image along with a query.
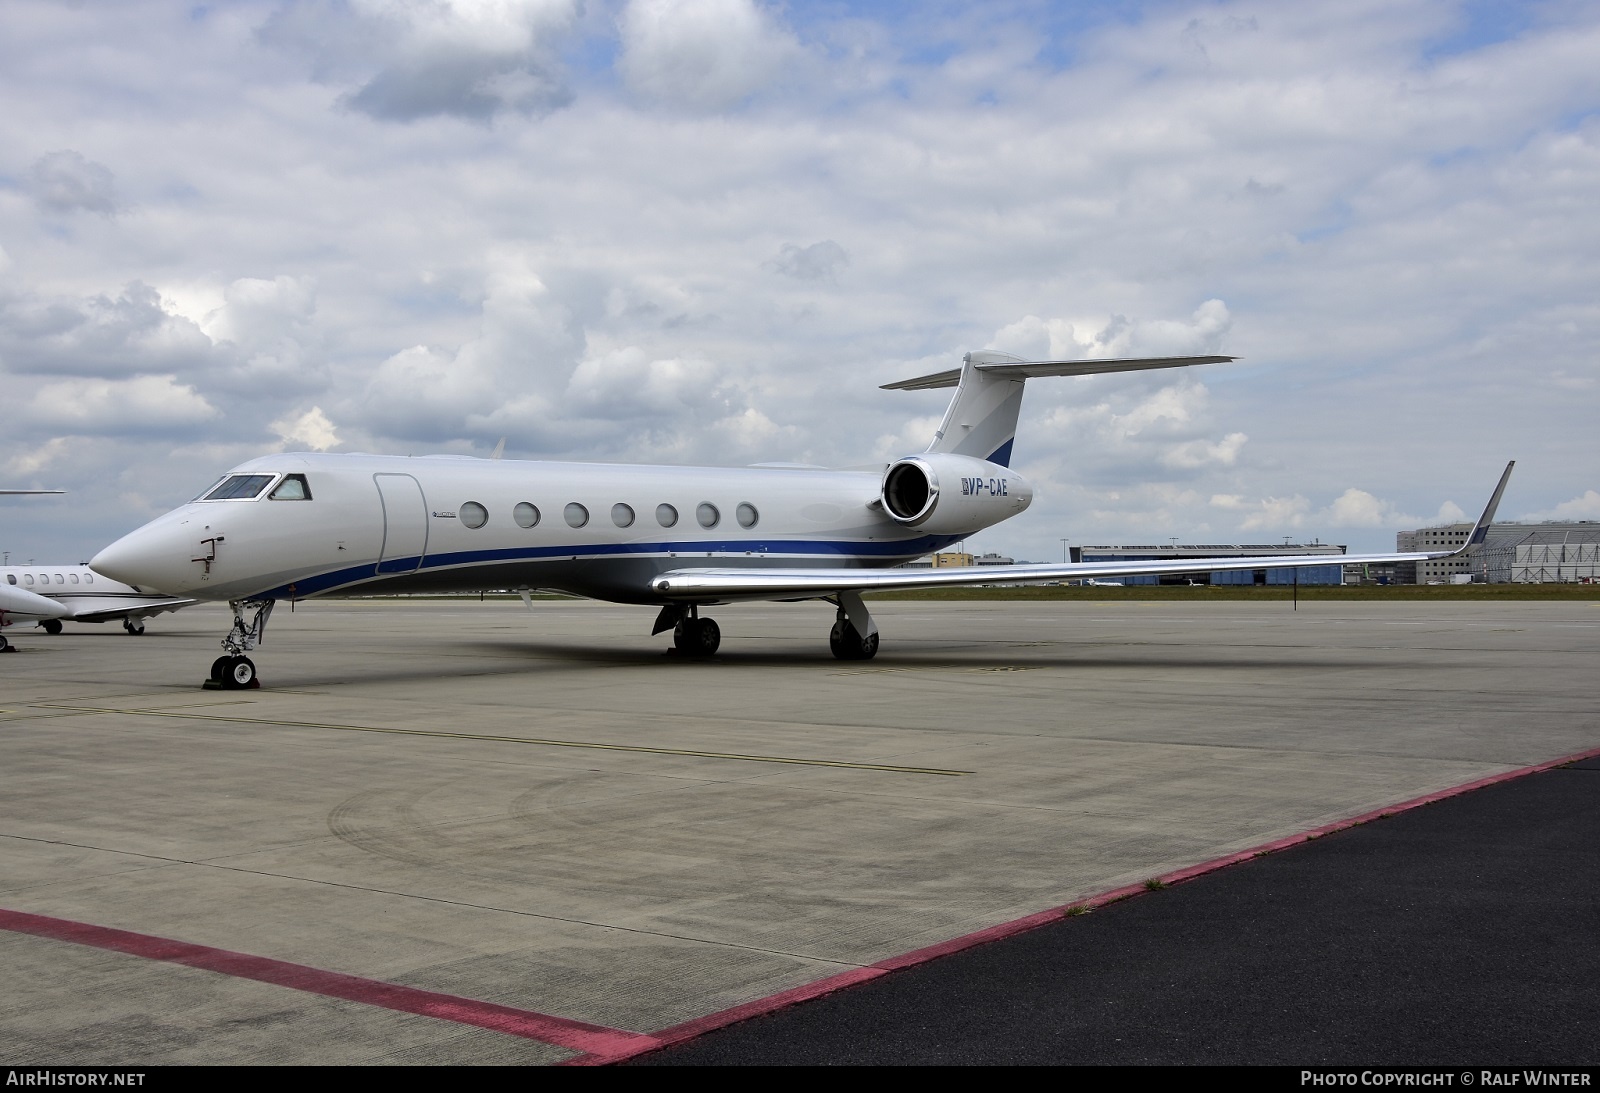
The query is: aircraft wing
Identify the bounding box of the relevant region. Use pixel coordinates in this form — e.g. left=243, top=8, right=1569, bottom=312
left=68, top=596, right=198, bottom=623
left=652, top=461, right=1516, bottom=602
left=651, top=550, right=1440, bottom=600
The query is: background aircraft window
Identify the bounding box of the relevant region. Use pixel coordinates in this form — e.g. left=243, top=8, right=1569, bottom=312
left=270, top=474, right=311, bottom=500
left=737, top=502, right=759, bottom=529
left=459, top=501, right=488, bottom=529
left=5, top=574, right=14, bottom=585
left=565, top=502, right=589, bottom=528
left=55, top=574, right=64, bottom=584
left=69, top=573, right=79, bottom=583
left=204, top=474, right=275, bottom=500
left=514, top=502, right=540, bottom=528
left=697, top=502, right=720, bottom=529
left=84, top=574, right=93, bottom=583
left=612, top=503, right=635, bottom=528
left=656, top=503, right=678, bottom=528
left=24, top=574, right=34, bottom=585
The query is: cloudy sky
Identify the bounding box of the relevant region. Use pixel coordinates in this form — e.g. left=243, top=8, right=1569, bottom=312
left=2, top=0, right=1596, bottom=565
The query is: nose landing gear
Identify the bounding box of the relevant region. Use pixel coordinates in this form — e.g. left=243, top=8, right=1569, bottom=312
left=203, top=598, right=274, bottom=690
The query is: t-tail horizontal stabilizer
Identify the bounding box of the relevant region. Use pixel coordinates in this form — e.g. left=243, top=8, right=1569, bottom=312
left=883, top=352, right=1235, bottom=468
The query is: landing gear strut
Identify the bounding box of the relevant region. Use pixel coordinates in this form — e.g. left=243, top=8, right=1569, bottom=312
left=828, top=591, right=879, bottom=661
left=122, top=617, right=144, bottom=636
left=204, top=598, right=274, bottom=689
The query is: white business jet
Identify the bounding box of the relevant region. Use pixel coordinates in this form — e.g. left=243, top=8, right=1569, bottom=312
left=89, top=353, right=1514, bottom=688
left=1, top=564, right=196, bottom=644
left=1, top=488, right=196, bottom=650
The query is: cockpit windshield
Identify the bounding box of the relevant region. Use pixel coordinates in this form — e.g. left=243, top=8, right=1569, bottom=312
left=201, top=474, right=276, bottom=501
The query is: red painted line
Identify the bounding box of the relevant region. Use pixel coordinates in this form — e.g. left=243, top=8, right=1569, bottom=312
left=0, top=908, right=657, bottom=1058
left=567, top=742, right=1600, bottom=1066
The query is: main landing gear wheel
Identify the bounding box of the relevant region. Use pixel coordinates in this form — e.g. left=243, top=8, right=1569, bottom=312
left=41, top=619, right=63, bottom=635
left=673, top=617, right=721, bottom=657
left=0, top=634, right=10, bottom=653
left=829, top=620, right=880, bottom=661
left=123, top=618, right=145, bottom=635
left=219, top=656, right=257, bottom=689
left=210, top=656, right=233, bottom=682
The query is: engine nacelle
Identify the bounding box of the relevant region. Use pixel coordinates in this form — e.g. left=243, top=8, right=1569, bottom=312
left=880, top=453, right=1033, bottom=536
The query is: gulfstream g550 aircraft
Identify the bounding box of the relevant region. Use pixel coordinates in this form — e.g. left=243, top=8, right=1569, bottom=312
left=90, top=352, right=1514, bottom=688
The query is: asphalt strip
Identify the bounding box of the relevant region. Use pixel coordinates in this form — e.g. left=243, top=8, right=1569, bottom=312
left=623, top=751, right=1600, bottom=1066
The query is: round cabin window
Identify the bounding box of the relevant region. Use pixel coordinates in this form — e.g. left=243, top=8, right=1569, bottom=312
left=514, top=502, right=540, bottom=528
left=564, top=502, right=589, bottom=528
left=612, top=503, right=635, bottom=528
left=460, top=501, right=488, bottom=529
left=736, top=502, right=759, bottom=529
left=656, top=503, right=678, bottom=528
left=697, top=503, right=720, bottom=529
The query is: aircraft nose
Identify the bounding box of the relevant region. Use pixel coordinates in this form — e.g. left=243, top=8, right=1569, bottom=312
left=91, top=522, right=194, bottom=595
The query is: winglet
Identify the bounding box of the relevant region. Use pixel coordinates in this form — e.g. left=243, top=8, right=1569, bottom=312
left=1460, top=461, right=1515, bottom=553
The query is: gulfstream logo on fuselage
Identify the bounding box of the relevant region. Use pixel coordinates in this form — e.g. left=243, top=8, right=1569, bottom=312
left=961, top=477, right=1009, bottom=497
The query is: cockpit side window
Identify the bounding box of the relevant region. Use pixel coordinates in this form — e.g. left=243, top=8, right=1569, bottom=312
left=202, top=474, right=276, bottom=501
left=270, top=474, right=312, bottom=500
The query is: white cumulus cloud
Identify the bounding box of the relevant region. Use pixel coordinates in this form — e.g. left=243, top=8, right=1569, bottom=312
left=619, top=0, right=802, bottom=110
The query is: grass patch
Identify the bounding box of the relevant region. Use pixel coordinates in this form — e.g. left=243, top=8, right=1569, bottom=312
left=1064, top=904, right=1089, bottom=916
left=1143, top=877, right=1168, bottom=891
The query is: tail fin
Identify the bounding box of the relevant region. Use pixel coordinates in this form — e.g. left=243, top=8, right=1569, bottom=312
left=882, top=352, right=1236, bottom=468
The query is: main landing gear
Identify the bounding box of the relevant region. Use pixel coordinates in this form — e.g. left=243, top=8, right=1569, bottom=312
left=41, top=619, right=64, bottom=635
left=828, top=591, right=879, bottom=661
left=650, top=591, right=880, bottom=661
left=655, top=604, right=722, bottom=656
left=122, top=617, right=144, bottom=636
left=204, top=598, right=274, bottom=690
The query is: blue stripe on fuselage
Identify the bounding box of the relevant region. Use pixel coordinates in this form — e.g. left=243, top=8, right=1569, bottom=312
left=261, top=534, right=965, bottom=600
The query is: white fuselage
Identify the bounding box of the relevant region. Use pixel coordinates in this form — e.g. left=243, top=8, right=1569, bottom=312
left=90, top=452, right=1032, bottom=605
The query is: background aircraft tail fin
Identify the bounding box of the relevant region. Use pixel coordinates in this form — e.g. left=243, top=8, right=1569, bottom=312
left=883, top=353, right=1235, bottom=468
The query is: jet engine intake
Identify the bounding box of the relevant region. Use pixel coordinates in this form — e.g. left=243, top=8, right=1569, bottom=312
left=880, top=454, right=1033, bottom=536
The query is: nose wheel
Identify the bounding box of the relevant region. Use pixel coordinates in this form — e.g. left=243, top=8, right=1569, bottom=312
left=209, top=655, right=258, bottom=689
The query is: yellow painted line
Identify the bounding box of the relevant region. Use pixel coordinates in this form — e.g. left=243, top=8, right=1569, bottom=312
left=30, top=703, right=971, bottom=777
